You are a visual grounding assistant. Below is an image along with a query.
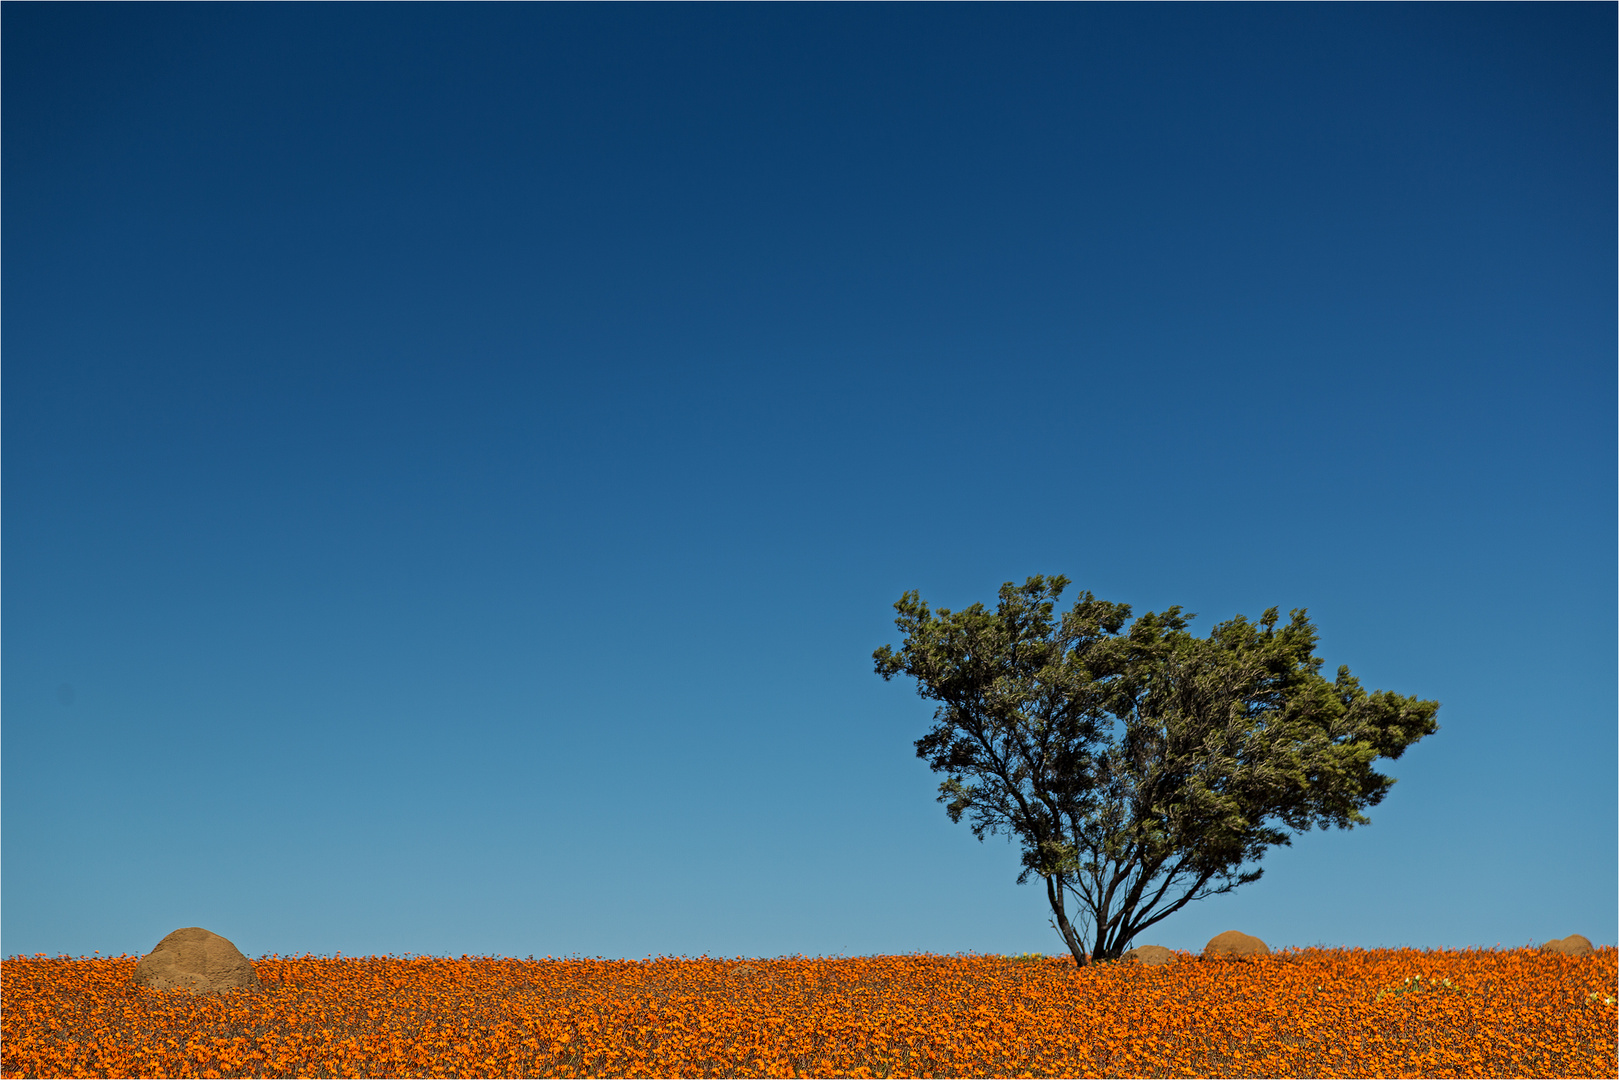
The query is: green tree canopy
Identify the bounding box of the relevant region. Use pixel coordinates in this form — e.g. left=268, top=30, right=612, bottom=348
left=873, top=575, right=1440, bottom=964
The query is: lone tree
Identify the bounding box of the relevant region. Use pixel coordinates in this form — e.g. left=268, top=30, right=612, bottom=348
left=873, top=575, right=1439, bottom=965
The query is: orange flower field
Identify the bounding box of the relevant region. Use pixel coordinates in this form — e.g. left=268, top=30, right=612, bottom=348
left=3, top=947, right=1614, bottom=1079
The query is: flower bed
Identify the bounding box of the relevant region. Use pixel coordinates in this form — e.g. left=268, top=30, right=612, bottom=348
left=3, top=947, right=1613, bottom=1078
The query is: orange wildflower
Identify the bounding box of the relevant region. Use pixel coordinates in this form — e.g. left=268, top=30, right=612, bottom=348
left=1, top=947, right=1613, bottom=1078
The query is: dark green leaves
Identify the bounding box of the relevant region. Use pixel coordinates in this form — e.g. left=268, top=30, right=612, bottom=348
left=874, top=576, right=1440, bottom=963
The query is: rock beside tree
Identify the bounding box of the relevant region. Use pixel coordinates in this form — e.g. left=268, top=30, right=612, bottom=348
left=1539, top=934, right=1595, bottom=957
left=132, top=927, right=261, bottom=992
left=1122, top=945, right=1177, bottom=966
left=1202, top=930, right=1270, bottom=960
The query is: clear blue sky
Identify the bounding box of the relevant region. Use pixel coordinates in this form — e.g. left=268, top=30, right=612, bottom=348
left=5, top=4, right=1613, bottom=962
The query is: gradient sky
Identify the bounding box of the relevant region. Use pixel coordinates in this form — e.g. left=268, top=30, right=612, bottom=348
left=5, top=4, right=1613, bottom=963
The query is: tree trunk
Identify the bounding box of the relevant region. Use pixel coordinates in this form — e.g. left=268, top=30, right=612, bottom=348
left=1045, top=874, right=1090, bottom=966
left=1090, top=921, right=1131, bottom=962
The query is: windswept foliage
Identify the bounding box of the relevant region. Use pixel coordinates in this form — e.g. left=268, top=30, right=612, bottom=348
left=2, top=949, right=1613, bottom=1078
left=874, top=576, right=1441, bottom=963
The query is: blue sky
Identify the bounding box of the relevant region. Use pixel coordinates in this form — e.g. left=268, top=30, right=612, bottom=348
left=5, top=4, right=1613, bottom=962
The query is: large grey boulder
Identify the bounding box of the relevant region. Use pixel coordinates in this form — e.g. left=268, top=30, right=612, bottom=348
left=132, top=927, right=261, bottom=992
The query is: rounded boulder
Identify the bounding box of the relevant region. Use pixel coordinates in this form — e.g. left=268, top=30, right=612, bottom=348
left=1202, top=930, right=1270, bottom=960
left=1540, top=934, right=1595, bottom=957
left=1122, top=945, right=1177, bottom=967
left=132, top=927, right=261, bottom=992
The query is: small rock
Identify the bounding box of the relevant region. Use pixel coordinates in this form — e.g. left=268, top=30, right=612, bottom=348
left=132, top=927, right=260, bottom=992
left=1540, top=934, right=1595, bottom=957
left=1202, top=930, right=1270, bottom=960
left=1122, top=945, right=1176, bottom=966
